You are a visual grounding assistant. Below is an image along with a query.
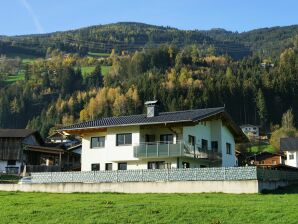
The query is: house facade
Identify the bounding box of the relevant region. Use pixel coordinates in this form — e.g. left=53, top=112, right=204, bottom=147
left=247, top=152, right=285, bottom=167
left=61, top=102, right=247, bottom=171
left=240, top=124, right=260, bottom=138
left=281, top=137, right=298, bottom=168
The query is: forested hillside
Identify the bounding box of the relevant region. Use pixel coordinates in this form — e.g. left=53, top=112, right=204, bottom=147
left=0, top=22, right=297, bottom=138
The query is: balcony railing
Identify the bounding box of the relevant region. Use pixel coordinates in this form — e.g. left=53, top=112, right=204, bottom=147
left=133, top=141, right=221, bottom=160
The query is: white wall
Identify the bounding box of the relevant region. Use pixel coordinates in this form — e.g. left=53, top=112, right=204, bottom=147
left=0, top=160, right=22, bottom=173
left=221, top=125, right=236, bottom=167
left=286, top=151, right=298, bottom=167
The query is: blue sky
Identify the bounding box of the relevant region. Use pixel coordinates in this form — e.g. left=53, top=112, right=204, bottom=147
left=1, top=0, right=298, bottom=35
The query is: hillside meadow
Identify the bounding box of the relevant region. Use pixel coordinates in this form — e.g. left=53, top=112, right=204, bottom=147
left=0, top=186, right=298, bottom=224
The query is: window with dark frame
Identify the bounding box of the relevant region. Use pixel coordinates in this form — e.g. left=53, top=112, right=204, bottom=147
left=145, top=134, right=156, bottom=143
left=118, top=163, right=127, bottom=170
left=188, top=135, right=195, bottom=146
left=226, top=143, right=232, bottom=155
left=202, top=139, right=208, bottom=150
left=160, top=134, right=173, bottom=144
left=148, top=161, right=165, bottom=169
left=91, top=163, right=100, bottom=171
left=105, top=163, right=113, bottom=170
left=211, top=141, right=218, bottom=152
left=91, top=136, right=105, bottom=148
left=7, top=160, right=16, bottom=166
left=289, top=154, right=294, bottom=160
left=116, top=133, right=132, bottom=146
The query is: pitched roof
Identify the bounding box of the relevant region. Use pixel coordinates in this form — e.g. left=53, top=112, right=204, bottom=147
left=61, top=107, right=225, bottom=131
left=280, top=138, right=298, bottom=151
left=0, top=129, right=37, bottom=138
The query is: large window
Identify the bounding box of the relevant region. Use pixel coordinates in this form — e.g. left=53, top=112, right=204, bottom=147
left=105, top=163, right=113, bottom=171
left=226, top=143, right=232, bottom=155
left=289, top=153, right=294, bottom=160
left=160, top=134, right=173, bottom=144
left=91, top=136, right=105, bottom=148
left=145, top=134, right=156, bottom=143
left=116, top=133, right=132, bottom=146
left=91, top=163, right=100, bottom=171
left=211, top=141, right=218, bottom=152
left=118, top=163, right=127, bottom=170
left=188, top=135, right=195, bottom=146
left=202, top=139, right=208, bottom=150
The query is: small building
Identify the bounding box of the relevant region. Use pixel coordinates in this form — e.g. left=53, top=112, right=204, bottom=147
left=60, top=101, right=248, bottom=171
left=0, top=129, right=63, bottom=174
left=240, top=124, right=260, bottom=138
left=281, top=137, right=298, bottom=168
left=247, top=151, right=285, bottom=167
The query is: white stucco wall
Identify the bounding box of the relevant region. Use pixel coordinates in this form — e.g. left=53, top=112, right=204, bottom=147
left=221, top=125, right=236, bottom=167
left=285, top=151, right=298, bottom=167
left=81, top=119, right=237, bottom=171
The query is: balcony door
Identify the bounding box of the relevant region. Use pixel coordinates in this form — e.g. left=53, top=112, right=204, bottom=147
left=160, top=134, right=173, bottom=144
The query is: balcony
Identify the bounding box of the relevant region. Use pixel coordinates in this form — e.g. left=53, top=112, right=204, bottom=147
left=133, top=141, right=221, bottom=160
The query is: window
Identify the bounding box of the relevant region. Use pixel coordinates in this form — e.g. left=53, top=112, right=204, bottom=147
left=272, top=160, right=277, bottom=165
left=145, top=134, right=155, bottom=143
left=116, top=133, right=132, bottom=146
left=105, top=163, right=113, bottom=171
left=182, top=162, right=190, bottom=168
left=118, top=163, right=127, bottom=170
left=202, top=139, right=208, bottom=150
left=211, top=141, right=218, bottom=152
left=148, top=161, right=165, bottom=169
left=226, top=143, right=231, bottom=155
left=160, top=134, right=173, bottom=144
left=91, top=163, right=100, bottom=171
left=289, top=153, right=294, bottom=160
left=188, top=135, right=195, bottom=146
left=7, top=160, right=16, bottom=166
left=91, top=136, right=105, bottom=148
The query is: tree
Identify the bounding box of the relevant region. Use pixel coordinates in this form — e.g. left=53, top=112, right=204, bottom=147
left=255, top=89, right=267, bottom=126
left=282, top=108, right=294, bottom=129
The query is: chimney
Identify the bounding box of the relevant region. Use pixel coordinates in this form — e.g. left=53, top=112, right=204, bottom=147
left=145, top=100, right=159, bottom=117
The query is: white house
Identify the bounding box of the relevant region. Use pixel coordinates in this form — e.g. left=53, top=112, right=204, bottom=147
left=61, top=101, right=247, bottom=171
left=240, top=124, right=260, bottom=138
left=281, top=137, right=298, bottom=168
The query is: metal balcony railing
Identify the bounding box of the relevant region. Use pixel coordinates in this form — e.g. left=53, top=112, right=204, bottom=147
left=133, top=141, right=221, bottom=160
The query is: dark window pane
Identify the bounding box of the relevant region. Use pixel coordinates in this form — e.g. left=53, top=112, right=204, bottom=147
left=226, top=143, right=231, bottom=154
left=148, top=161, right=165, bottom=169
left=7, top=160, right=16, bottom=166
left=160, top=134, right=173, bottom=144
left=91, top=137, right=105, bottom=148
left=202, top=139, right=208, bottom=150
left=105, top=163, right=113, bottom=170
left=211, top=141, right=218, bottom=151
left=91, top=163, right=100, bottom=171
left=116, top=133, right=132, bottom=146
left=118, top=163, right=127, bottom=170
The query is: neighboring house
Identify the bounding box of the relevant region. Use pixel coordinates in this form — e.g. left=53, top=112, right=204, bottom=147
left=60, top=101, right=247, bottom=171
left=240, top=124, right=260, bottom=138
left=0, top=129, right=63, bottom=174
left=47, top=131, right=80, bottom=146
left=281, top=137, right=298, bottom=168
left=63, top=143, right=81, bottom=171
left=247, top=152, right=285, bottom=167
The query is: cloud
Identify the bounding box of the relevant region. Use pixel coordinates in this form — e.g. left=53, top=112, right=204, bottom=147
left=20, top=0, right=44, bottom=33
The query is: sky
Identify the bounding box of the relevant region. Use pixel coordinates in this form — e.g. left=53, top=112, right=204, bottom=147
left=1, top=0, right=298, bottom=36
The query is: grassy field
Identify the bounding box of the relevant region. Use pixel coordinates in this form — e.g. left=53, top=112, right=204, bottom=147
left=81, top=65, right=111, bottom=78
left=4, top=72, right=25, bottom=84
left=88, top=52, right=110, bottom=57
left=248, top=144, right=276, bottom=153
left=0, top=186, right=298, bottom=224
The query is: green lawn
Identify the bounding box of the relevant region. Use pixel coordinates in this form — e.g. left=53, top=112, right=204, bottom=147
left=81, top=65, right=111, bottom=78
left=101, top=65, right=111, bottom=76
left=248, top=144, right=276, bottom=153
left=88, top=52, right=110, bottom=57
left=0, top=186, right=298, bottom=224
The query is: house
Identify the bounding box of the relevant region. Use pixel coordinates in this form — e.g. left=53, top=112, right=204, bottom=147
left=0, top=129, right=64, bottom=174
left=47, top=131, right=80, bottom=146
left=60, top=101, right=247, bottom=171
left=247, top=151, right=285, bottom=167
left=240, top=124, right=260, bottom=138
left=281, top=137, right=298, bottom=168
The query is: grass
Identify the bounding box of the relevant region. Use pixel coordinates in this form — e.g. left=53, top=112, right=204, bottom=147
left=248, top=144, right=276, bottom=153
left=81, top=65, right=111, bottom=78
left=0, top=186, right=298, bottom=224
left=4, top=72, right=25, bottom=84
left=88, top=52, right=110, bottom=57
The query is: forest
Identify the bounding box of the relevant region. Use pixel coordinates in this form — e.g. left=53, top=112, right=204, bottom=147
left=0, top=22, right=297, bottom=145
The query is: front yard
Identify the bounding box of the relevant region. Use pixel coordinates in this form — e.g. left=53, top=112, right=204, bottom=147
left=0, top=186, right=298, bottom=224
